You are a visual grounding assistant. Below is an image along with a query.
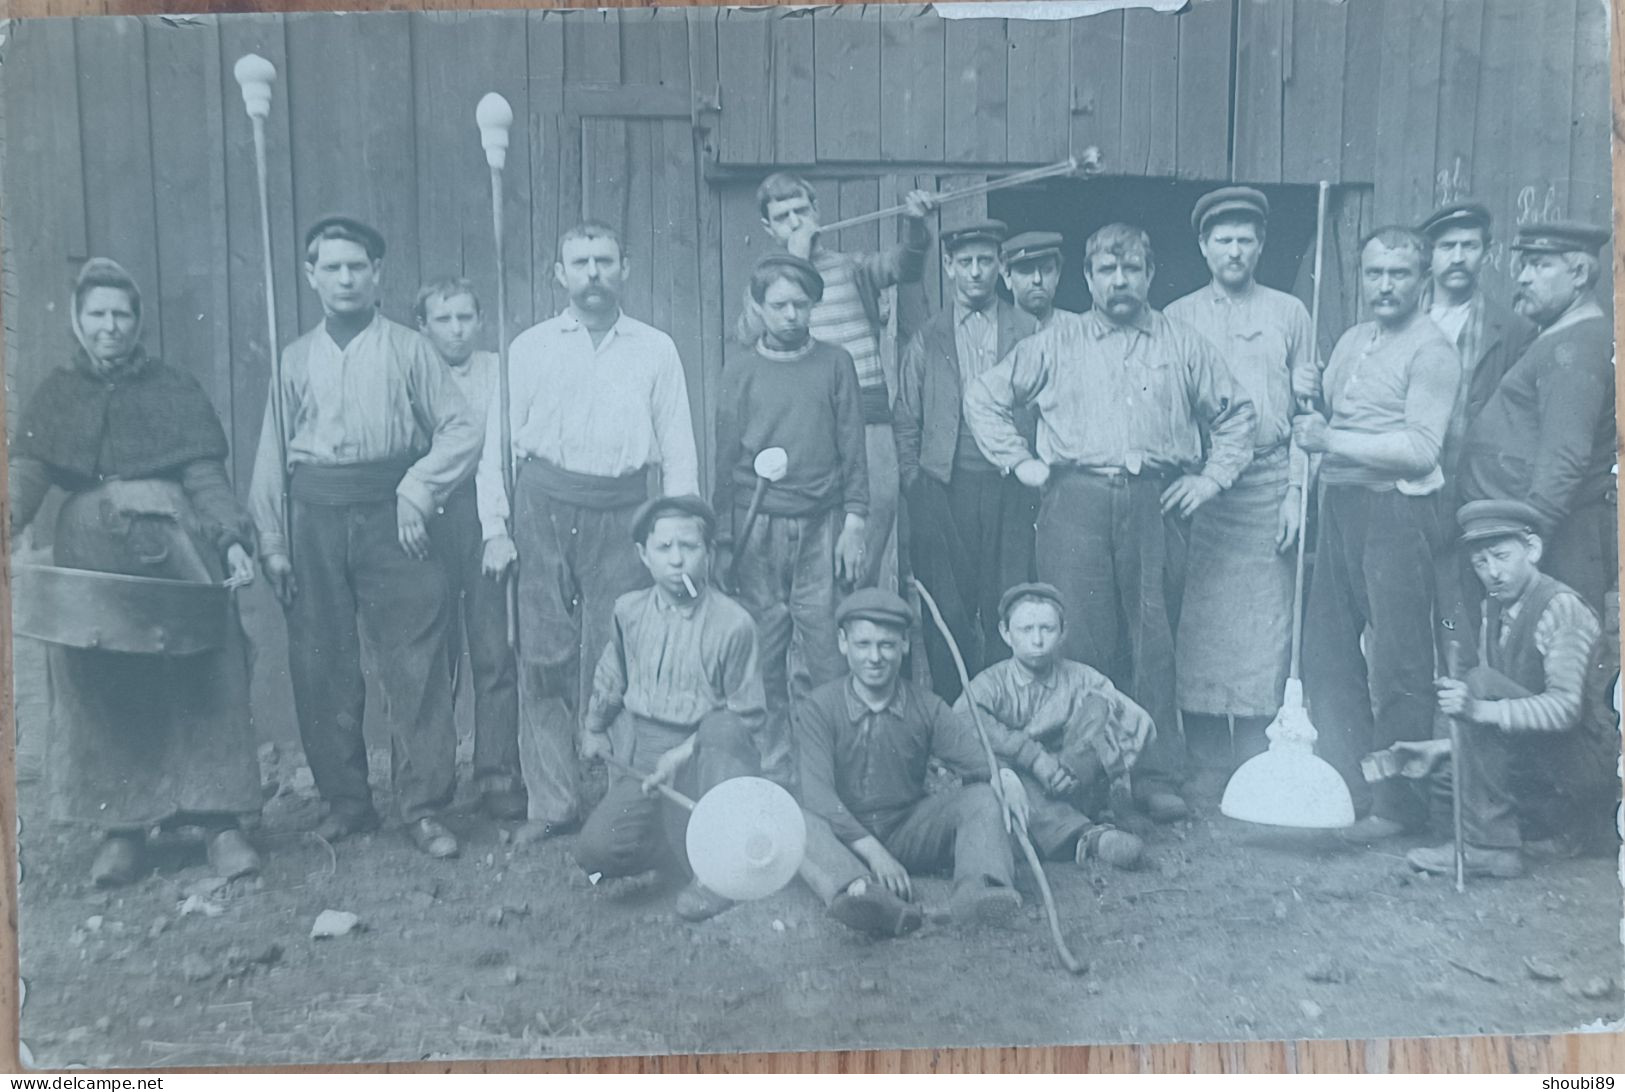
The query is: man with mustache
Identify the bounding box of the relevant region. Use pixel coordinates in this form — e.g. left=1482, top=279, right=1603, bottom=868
left=249, top=216, right=481, bottom=859
left=964, top=223, right=1256, bottom=831
left=893, top=220, right=1037, bottom=700
left=1164, top=188, right=1315, bottom=795
left=1000, top=231, right=1069, bottom=330
left=478, top=221, right=699, bottom=841
left=1459, top=220, right=1616, bottom=615
left=1293, top=227, right=1460, bottom=841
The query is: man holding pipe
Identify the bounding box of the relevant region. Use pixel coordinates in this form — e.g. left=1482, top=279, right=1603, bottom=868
left=249, top=215, right=481, bottom=859
left=964, top=223, right=1255, bottom=830
left=479, top=221, right=699, bottom=841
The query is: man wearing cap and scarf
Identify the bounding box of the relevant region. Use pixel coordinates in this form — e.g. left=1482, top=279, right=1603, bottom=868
left=1398, top=500, right=1612, bottom=878
left=1164, top=187, right=1315, bottom=792
left=248, top=215, right=482, bottom=859
left=479, top=220, right=699, bottom=840
left=1293, top=226, right=1460, bottom=842
left=893, top=220, right=1038, bottom=700
left=573, top=495, right=766, bottom=922
left=1459, top=220, right=1616, bottom=615
left=715, top=251, right=869, bottom=789
left=1001, top=231, right=1070, bottom=331
left=794, top=588, right=1029, bottom=936
left=964, top=222, right=1256, bottom=828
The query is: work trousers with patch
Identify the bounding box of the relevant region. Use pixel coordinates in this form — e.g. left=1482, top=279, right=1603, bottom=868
left=1303, top=485, right=1445, bottom=822
left=574, top=711, right=760, bottom=879
left=1035, top=469, right=1187, bottom=797
left=796, top=783, right=1015, bottom=905
left=858, top=422, right=900, bottom=592
left=428, top=479, right=520, bottom=795
left=732, top=505, right=847, bottom=789
left=286, top=493, right=457, bottom=824
left=512, top=465, right=649, bottom=826
left=907, top=469, right=1037, bottom=702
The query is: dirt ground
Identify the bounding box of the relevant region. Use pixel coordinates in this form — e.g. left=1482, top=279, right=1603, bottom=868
left=16, top=733, right=1625, bottom=1069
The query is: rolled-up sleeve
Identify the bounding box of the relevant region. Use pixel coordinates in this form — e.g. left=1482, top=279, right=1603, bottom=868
left=966, top=337, right=1049, bottom=471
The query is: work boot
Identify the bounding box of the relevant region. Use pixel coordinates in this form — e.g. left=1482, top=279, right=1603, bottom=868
left=1406, top=842, right=1524, bottom=879
left=1076, top=826, right=1144, bottom=870
left=480, top=788, right=529, bottom=822
left=828, top=879, right=924, bottom=938
left=206, top=828, right=262, bottom=880
left=1139, top=789, right=1189, bottom=824
left=1108, top=784, right=1157, bottom=839
left=90, top=833, right=144, bottom=888
left=674, top=881, right=735, bottom=923
left=313, top=807, right=380, bottom=843
left=407, top=817, right=460, bottom=860
left=949, top=882, right=1022, bottom=927
left=1337, top=814, right=1411, bottom=845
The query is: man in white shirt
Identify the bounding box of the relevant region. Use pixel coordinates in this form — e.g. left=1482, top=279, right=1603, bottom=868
left=478, top=221, right=699, bottom=839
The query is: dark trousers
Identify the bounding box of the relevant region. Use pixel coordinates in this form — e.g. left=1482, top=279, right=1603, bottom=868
left=1548, top=499, right=1618, bottom=616
left=429, top=480, right=520, bottom=795
left=1035, top=470, right=1187, bottom=796
left=574, top=711, right=760, bottom=879
left=906, top=470, right=1036, bottom=702
left=1438, top=715, right=1617, bottom=850
left=512, top=465, right=649, bottom=825
left=286, top=497, right=457, bottom=823
left=797, top=783, right=1016, bottom=905
left=1303, top=485, right=1445, bottom=822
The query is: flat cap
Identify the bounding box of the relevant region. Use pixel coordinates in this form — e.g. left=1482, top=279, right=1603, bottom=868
left=752, top=251, right=825, bottom=299
left=1511, top=220, right=1610, bottom=255
left=1191, top=186, right=1268, bottom=235
left=1419, top=201, right=1492, bottom=239
left=304, top=214, right=386, bottom=260
left=1001, top=231, right=1064, bottom=266
left=835, top=587, right=913, bottom=630
left=942, top=219, right=1009, bottom=254
left=631, top=494, right=716, bottom=544
left=1457, top=499, right=1545, bottom=544
left=997, top=581, right=1066, bottom=622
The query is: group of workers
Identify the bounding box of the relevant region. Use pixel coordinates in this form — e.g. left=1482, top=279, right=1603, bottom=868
left=12, top=170, right=1617, bottom=933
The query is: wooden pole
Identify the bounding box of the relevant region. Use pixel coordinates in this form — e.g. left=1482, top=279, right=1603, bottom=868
left=477, top=93, right=520, bottom=648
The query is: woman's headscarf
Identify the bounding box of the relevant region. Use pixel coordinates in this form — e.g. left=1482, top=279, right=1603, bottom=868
left=70, top=257, right=145, bottom=375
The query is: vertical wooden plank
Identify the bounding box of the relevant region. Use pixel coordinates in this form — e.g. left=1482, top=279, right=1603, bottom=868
left=1338, top=0, right=1383, bottom=183
left=658, top=119, right=707, bottom=486
left=772, top=9, right=816, bottom=164
left=556, top=112, right=584, bottom=282
left=1120, top=10, right=1179, bottom=178
left=529, top=10, right=565, bottom=321
left=565, top=8, right=621, bottom=85
left=1281, top=0, right=1347, bottom=184
left=815, top=5, right=881, bottom=162
left=580, top=118, right=630, bottom=238
left=284, top=12, right=418, bottom=328
left=1175, top=0, right=1233, bottom=180
left=1567, top=0, right=1611, bottom=224
left=943, top=18, right=1007, bottom=163
left=219, top=13, right=298, bottom=495
left=888, top=171, right=935, bottom=341
left=1507, top=0, right=1576, bottom=223
left=1005, top=16, right=1070, bottom=163
left=1069, top=11, right=1123, bottom=169
left=1431, top=0, right=1482, bottom=207
left=75, top=17, right=163, bottom=359
left=879, top=4, right=944, bottom=162
left=411, top=12, right=468, bottom=298
left=464, top=10, right=535, bottom=340
left=1371, top=0, right=1443, bottom=224
left=937, top=174, right=991, bottom=233
left=1231, top=0, right=1283, bottom=183
left=835, top=178, right=882, bottom=259
left=146, top=16, right=233, bottom=426
left=716, top=8, right=771, bottom=164
left=622, top=120, right=656, bottom=323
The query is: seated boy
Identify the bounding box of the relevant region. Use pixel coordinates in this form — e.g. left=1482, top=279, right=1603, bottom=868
left=794, top=588, right=1030, bottom=938
left=958, top=583, right=1153, bottom=867
left=574, top=496, right=767, bottom=922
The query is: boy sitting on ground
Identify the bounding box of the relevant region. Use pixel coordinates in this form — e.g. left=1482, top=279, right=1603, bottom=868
left=574, top=496, right=767, bottom=922
left=957, top=583, right=1154, bottom=868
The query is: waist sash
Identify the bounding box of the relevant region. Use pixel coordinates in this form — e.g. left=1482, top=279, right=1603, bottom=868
left=519, top=456, right=648, bottom=511
left=289, top=457, right=415, bottom=505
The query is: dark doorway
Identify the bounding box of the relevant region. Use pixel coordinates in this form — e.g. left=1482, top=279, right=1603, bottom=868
left=990, top=177, right=1324, bottom=312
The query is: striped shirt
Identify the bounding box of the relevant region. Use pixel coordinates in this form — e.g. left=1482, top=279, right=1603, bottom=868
left=1482, top=587, right=1600, bottom=735
left=811, top=249, right=884, bottom=394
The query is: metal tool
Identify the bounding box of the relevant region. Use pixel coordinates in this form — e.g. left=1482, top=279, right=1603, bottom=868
left=12, top=564, right=230, bottom=656
left=725, top=447, right=788, bottom=592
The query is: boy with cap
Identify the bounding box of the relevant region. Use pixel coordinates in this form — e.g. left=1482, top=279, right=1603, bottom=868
left=893, top=220, right=1038, bottom=699
left=795, top=588, right=1029, bottom=935
left=1400, top=500, right=1612, bottom=878
left=248, top=215, right=481, bottom=859
left=415, top=277, right=524, bottom=822
left=1000, top=231, right=1069, bottom=330
left=1460, top=220, right=1616, bottom=614
left=1165, top=186, right=1315, bottom=793
left=957, top=583, right=1151, bottom=865
left=740, top=174, right=937, bottom=592
left=574, top=495, right=767, bottom=922
left=714, top=252, right=870, bottom=788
